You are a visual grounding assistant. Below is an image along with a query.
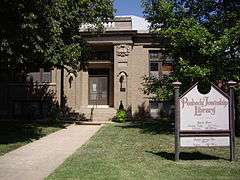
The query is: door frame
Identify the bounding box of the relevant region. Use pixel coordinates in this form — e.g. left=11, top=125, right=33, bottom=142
left=88, top=69, right=110, bottom=106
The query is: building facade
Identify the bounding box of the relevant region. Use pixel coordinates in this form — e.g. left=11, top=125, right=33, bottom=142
left=49, top=16, right=173, bottom=120
left=0, top=16, right=173, bottom=120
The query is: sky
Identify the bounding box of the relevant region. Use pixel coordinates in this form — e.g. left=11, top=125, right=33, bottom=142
left=114, top=0, right=144, bottom=17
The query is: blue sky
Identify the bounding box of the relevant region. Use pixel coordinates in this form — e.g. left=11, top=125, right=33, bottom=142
left=114, top=0, right=144, bottom=17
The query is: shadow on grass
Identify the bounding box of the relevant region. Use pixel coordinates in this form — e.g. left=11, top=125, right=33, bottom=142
left=118, top=119, right=174, bottom=135
left=236, top=130, right=240, bottom=137
left=146, top=151, right=226, bottom=161
left=0, top=121, right=66, bottom=144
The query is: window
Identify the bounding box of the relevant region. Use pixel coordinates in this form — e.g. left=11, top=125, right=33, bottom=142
left=149, top=62, right=161, bottom=78
left=149, top=50, right=162, bottom=78
left=149, top=50, right=173, bottom=78
left=27, top=68, right=52, bottom=83
left=149, top=50, right=162, bottom=61
left=150, top=62, right=159, bottom=71
left=162, top=62, right=173, bottom=75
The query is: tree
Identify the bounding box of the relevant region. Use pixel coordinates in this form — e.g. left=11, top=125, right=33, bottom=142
left=141, top=0, right=240, bottom=99
left=0, top=0, right=114, bottom=77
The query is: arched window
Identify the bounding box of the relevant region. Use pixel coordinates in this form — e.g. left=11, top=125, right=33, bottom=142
left=118, top=71, right=128, bottom=92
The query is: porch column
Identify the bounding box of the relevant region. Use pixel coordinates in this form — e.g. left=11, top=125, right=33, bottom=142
left=79, top=70, right=89, bottom=107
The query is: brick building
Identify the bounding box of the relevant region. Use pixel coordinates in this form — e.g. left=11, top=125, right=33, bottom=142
left=0, top=16, right=173, bottom=121
left=51, top=16, right=173, bottom=120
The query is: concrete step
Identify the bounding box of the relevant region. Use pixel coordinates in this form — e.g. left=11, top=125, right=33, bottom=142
left=75, top=121, right=113, bottom=125
left=77, top=108, right=117, bottom=122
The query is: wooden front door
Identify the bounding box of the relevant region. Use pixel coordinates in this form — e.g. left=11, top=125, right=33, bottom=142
left=88, top=76, right=108, bottom=105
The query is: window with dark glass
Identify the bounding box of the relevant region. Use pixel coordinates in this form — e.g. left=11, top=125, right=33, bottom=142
left=149, top=50, right=162, bottom=78
left=150, top=62, right=159, bottom=71
left=149, top=50, right=173, bottom=77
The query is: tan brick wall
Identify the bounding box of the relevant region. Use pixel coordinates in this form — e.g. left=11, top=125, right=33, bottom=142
left=79, top=70, right=88, bottom=108
left=52, top=68, right=82, bottom=111
left=126, top=45, right=149, bottom=113
left=63, top=69, right=76, bottom=110
left=52, top=69, right=61, bottom=105
left=113, top=44, right=151, bottom=114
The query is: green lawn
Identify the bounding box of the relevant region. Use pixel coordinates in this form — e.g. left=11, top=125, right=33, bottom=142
left=47, top=121, right=240, bottom=180
left=0, top=121, right=66, bottom=156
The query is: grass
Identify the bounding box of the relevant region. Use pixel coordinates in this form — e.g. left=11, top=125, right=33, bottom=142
left=0, top=121, right=67, bottom=156
left=47, top=120, right=240, bottom=180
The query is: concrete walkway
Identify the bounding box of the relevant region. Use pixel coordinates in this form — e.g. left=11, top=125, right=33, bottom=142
left=0, top=124, right=102, bottom=180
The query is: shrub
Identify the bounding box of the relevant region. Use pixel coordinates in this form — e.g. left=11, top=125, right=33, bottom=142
left=116, top=110, right=126, bottom=123
left=119, top=100, right=124, bottom=110
left=49, top=103, right=61, bottom=122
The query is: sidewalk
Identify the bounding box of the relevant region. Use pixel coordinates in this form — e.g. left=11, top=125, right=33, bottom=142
left=0, top=124, right=102, bottom=180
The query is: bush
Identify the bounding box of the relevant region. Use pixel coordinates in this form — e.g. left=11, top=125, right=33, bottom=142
left=49, top=103, right=61, bottom=122
left=116, top=110, right=126, bottom=123
left=119, top=100, right=124, bottom=110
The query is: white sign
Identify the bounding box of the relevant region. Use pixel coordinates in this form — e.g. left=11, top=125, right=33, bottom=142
left=180, top=136, right=230, bottom=147
left=180, top=85, right=229, bottom=131
left=92, top=84, right=97, bottom=92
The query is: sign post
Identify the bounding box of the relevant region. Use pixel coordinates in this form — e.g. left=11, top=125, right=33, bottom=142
left=173, top=81, right=237, bottom=161
left=173, top=81, right=181, bottom=161
left=228, top=80, right=237, bottom=161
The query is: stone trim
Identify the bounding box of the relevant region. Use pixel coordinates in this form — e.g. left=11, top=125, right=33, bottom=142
left=116, top=44, right=132, bottom=57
